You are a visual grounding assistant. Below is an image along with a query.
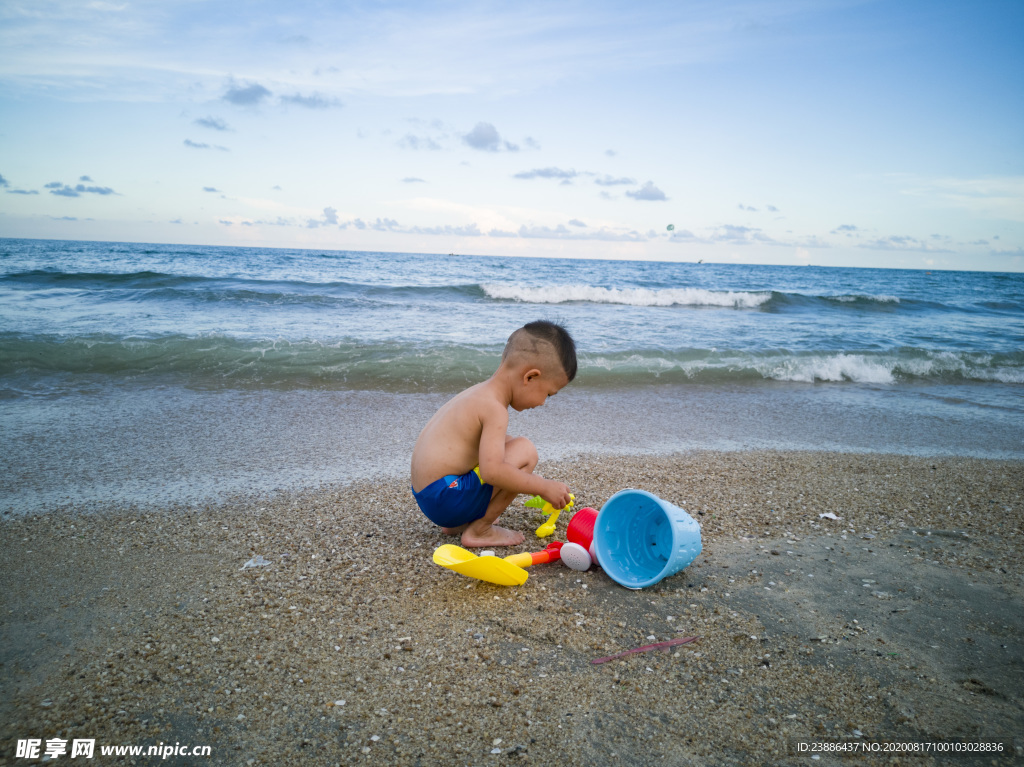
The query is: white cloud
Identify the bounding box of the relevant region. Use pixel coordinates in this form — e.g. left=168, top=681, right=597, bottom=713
left=710, top=224, right=765, bottom=244
left=307, top=206, right=343, bottom=228
left=626, top=181, right=667, bottom=201
left=507, top=224, right=646, bottom=242
left=594, top=175, right=635, bottom=187
left=464, top=122, right=499, bottom=151
left=184, top=139, right=228, bottom=151
left=667, top=225, right=829, bottom=249
left=991, top=246, right=1023, bottom=258
left=46, top=180, right=116, bottom=197
left=668, top=229, right=701, bottom=242
left=279, top=92, right=342, bottom=109
left=195, top=116, right=230, bottom=131
left=858, top=235, right=956, bottom=253
left=407, top=223, right=482, bottom=236
left=222, top=82, right=272, bottom=106
left=513, top=167, right=577, bottom=180
left=399, top=134, right=442, bottom=151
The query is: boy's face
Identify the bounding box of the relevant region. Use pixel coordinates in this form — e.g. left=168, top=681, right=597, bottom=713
left=511, top=366, right=569, bottom=412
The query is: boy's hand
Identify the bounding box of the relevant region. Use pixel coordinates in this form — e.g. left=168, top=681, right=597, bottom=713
left=541, top=481, right=572, bottom=511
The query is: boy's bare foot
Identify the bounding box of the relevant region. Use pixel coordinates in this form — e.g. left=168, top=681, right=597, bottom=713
left=440, top=523, right=470, bottom=535
left=461, top=524, right=525, bottom=548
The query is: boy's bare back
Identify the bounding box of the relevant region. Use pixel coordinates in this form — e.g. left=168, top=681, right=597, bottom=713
left=410, top=380, right=504, bottom=493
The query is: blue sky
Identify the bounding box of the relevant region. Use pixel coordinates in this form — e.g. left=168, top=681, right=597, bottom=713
left=1, top=0, right=1022, bottom=270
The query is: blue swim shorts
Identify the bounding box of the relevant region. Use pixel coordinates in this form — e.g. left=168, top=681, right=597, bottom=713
left=413, top=467, right=494, bottom=528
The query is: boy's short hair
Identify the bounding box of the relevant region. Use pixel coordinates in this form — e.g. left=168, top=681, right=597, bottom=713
left=504, top=320, right=577, bottom=382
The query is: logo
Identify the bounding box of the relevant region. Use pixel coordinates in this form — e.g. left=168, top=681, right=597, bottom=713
left=448, top=480, right=458, bottom=489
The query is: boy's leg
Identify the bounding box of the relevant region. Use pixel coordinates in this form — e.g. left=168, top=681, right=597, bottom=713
left=460, top=436, right=536, bottom=548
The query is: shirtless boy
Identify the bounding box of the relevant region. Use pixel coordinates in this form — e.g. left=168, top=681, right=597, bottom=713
left=410, top=320, right=576, bottom=548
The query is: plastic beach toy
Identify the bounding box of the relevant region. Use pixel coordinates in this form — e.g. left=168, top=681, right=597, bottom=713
left=433, top=541, right=563, bottom=586
left=560, top=507, right=600, bottom=571
left=592, top=489, right=702, bottom=589
left=526, top=494, right=575, bottom=538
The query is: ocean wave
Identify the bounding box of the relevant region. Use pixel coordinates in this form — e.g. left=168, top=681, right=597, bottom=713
left=0, top=269, right=386, bottom=293
left=827, top=294, right=900, bottom=304
left=0, top=333, right=495, bottom=390
left=0, top=269, right=210, bottom=289
left=979, top=300, right=1024, bottom=313
left=2, top=334, right=1021, bottom=392
left=5, top=270, right=1013, bottom=320
left=479, top=283, right=932, bottom=312
left=0, top=269, right=482, bottom=306
left=584, top=349, right=1024, bottom=385
left=754, top=353, right=905, bottom=384
left=482, top=283, right=772, bottom=308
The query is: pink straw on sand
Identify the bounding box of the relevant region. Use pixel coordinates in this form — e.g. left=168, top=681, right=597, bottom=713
left=590, top=635, right=700, bottom=665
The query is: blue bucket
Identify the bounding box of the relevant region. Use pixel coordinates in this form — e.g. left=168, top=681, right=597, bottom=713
left=593, top=489, right=702, bottom=589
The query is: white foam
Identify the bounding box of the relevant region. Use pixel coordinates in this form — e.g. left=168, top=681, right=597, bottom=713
left=899, top=351, right=1024, bottom=384
left=833, top=294, right=900, bottom=304
left=581, top=350, right=1024, bottom=385
left=481, top=283, right=771, bottom=308
left=755, top=351, right=1024, bottom=385
left=759, top=353, right=897, bottom=384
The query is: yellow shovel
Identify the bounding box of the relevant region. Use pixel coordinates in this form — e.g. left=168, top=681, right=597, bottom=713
left=433, top=542, right=563, bottom=586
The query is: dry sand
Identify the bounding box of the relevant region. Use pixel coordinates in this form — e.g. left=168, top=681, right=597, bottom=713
left=1, top=451, right=1022, bottom=766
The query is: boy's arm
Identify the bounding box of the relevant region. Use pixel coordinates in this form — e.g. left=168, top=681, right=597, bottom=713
left=476, top=400, right=569, bottom=506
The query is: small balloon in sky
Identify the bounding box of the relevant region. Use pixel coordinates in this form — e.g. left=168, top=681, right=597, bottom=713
left=666, top=224, right=675, bottom=231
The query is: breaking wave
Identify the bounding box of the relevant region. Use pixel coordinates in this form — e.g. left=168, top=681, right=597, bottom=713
left=482, top=283, right=772, bottom=308
left=2, top=333, right=1021, bottom=393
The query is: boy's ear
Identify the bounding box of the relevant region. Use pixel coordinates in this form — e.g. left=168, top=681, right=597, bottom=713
left=523, top=368, right=542, bottom=383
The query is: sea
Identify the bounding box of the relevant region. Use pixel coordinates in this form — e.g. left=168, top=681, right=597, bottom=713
left=2, top=238, right=1022, bottom=512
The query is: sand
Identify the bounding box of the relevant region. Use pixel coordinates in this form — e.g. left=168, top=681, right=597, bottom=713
left=1, top=451, right=1022, bottom=766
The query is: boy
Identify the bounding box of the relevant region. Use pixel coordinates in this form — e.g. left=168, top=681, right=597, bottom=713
left=411, top=320, right=576, bottom=548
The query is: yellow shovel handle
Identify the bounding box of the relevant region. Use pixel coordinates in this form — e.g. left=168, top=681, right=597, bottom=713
left=503, top=552, right=534, bottom=568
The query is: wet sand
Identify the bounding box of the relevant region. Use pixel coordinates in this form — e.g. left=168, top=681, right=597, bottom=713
left=5, top=382, right=1023, bottom=514
left=1, top=451, right=1022, bottom=766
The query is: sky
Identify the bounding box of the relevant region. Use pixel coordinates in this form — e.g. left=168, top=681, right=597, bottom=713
left=0, top=0, right=1022, bottom=271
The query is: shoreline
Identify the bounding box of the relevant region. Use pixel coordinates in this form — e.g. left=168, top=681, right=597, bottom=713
left=2, top=450, right=1022, bottom=765
left=3, top=381, right=1023, bottom=516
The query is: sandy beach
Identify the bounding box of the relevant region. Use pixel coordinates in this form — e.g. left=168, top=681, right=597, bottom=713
left=2, top=450, right=1022, bottom=766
